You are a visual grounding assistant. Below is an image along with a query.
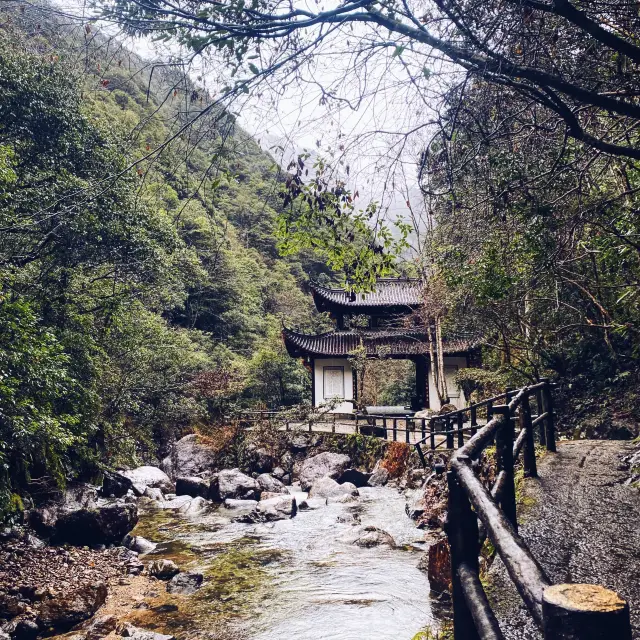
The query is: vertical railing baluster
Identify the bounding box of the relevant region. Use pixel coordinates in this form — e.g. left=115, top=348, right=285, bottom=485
left=521, top=394, right=537, bottom=478
left=430, top=418, right=436, bottom=450
left=470, top=404, right=478, bottom=436
left=446, top=417, right=454, bottom=449
left=421, top=418, right=426, bottom=441
left=536, top=385, right=546, bottom=446
left=541, top=378, right=556, bottom=453
left=494, top=406, right=518, bottom=531
left=457, top=411, right=464, bottom=448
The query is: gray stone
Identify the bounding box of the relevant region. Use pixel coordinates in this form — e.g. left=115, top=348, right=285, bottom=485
left=223, top=499, right=258, bottom=509
left=367, top=467, right=389, bottom=487
left=353, top=526, right=396, bottom=548
left=158, top=495, right=192, bottom=510
left=85, top=614, right=117, bottom=640
left=175, top=476, right=209, bottom=498
left=166, top=572, right=203, bottom=595
left=101, top=471, right=133, bottom=498
left=52, top=504, right=138, bottom=546
left=256, top=495, right=297, bottom=520
left=123, top=535, right=156, bottom=555
left=3, top=618, right=38, bottom=640
left=253, top=448, right=275, bottom=473
left=121, top=625, right=174, bottom=640
left=308, top=477, right=359, bottom=499
left=122, top=467, right=173, bottom=496
left=256, top=473, right=286, bottom=494
left=272, top=466, right=286, bottom=480
left=298, top=452, right=351, bottom=491
left=143, top=487, right=164, bottom=502
left=160, top=434, right=218, bottom=479
left=148, top=559, right=180, bottom=579
left=218, top=469, right=259, bottom=500
left=177, top=496, right=208, bottom=515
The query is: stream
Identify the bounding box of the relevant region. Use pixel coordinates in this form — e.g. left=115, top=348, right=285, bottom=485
left=130, top=485, right=435, bottom=640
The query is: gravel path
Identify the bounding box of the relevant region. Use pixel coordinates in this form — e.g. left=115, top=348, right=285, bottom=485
left=489, top=440, right=640, bottom=639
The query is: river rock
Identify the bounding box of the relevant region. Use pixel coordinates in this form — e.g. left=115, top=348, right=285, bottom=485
left=177, top=497, right=208, bottom=515
left=143, top=487, right=164, bottom=502
left=161, top=434, right=219, bottom=479
left=298, top=452, right=351, bottom=491
left=368, top=466, right=389, bottom=487
left=405, top=493, right=426, bottom=520
left=271, top=467, right=286, bottom=480
left=257, top=495, right=297, bottom=520
left=53, top=504, right=138, bottom=546
left=101, top=471, right=133, bottom=498
left=158, top=495, right=193, bottom=510
left=122, top=467, right=173, bottom=496
left=166, top=572, right=203, bottom=595
left=299, top=497, right=327, bottom=510
left=337, top=469, right=371, bottom=488
left=308, top=477, right=359, bottom=499
left=256, top=474, right=286, bottom=494
left=354, top=526, right=396, bottom=548
left=37, top=583, right=108, bottom=630
left=224, top=499, right=258, bottom=510
left=253, top=448, right=275, bottom=473
left=175, top=476, right=209, bottom=498
left=148, top=559, right=180, bottom=579
left=3, top=617, right=38, bottom=640
left=260, top=491, right=286, bottom=501
left=123, top=535, right=156, bottom=554
left=218, top=469, right=259, bottom=500
left=121, top=625, right=175, bottom=640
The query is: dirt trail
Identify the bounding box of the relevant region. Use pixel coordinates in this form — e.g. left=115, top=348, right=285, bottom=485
left=489, top=440, right=640, bottom=639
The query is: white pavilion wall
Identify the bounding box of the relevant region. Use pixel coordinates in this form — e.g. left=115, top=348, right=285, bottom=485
left=428, top=356, right=468, bottom=411
left=313, top=358, right=354, bottom=412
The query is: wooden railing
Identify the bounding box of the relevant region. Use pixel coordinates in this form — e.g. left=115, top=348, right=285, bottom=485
left=445, top=381, right=633, bottom=640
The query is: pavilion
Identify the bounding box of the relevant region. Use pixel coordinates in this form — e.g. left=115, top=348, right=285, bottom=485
left=283, top=279, right=475, bottom=413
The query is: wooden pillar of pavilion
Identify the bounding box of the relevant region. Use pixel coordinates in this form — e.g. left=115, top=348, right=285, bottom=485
left=413, top=356, right=429, bottom=410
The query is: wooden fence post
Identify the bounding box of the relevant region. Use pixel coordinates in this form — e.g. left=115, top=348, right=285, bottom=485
left=536, top=386, right=546, bottom=446
left=421, top=418, right=426, bottom=441
left=405, top=419, right=411, bottom=444
left=470, top=405, right=478, bottom=436
left=393, top=418, right=398, bottom=442
left=457, top=412, right=465, bottom=448
left=430, top=419, right=436, bottom=450
left=446, top=417, right=455, bottom=449
left=542, top=584, right=632, bottom=640
left=486, top=400, right=494, bottom=421
left=494, top=407, right=518, bottom=531
left=447, top=468, right=482, bottom=640
left=541, top=378, right=556, bottom=453
left=520, top=395, right=537, bottom=478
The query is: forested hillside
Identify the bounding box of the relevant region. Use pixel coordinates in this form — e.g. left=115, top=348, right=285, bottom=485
left=0, top=9, right=333, bottom=517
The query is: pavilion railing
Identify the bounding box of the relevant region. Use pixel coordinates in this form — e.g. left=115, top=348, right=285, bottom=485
left=444, top=381, right=633, bottom=640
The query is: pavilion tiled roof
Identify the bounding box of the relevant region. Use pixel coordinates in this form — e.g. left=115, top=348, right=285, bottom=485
left=283, top=328, right=474, bottom=358
left=310, top=279, right=421, bottom=309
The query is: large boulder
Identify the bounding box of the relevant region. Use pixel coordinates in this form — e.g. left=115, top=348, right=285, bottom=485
left=217, top=469, right=259, bottom=500
left=148, top=559, right=180, bottom=580
left=53, top=503, right=138, bottom=546
left=308, top=477, right=359, bottom=499
left=175, top=476, right=209, bottom=498
left=177, top=497, right=208, bottom=516
left=37, top=583, right=107, bottom=630
left=367, top=466, right=389, bottom=487
left=256, top=474, right=286, bottom=494
left=123, top=535, right=156, bottom=555
left=122, top=467, right=173, bottom=496
left=353, top=526, right=396, bottom=548
left=298, top=453, right=351, bottom=491
left=161, top=434, right=218, bottom=479
left=100, top=471, right=133, bottom=498
left=121, top=625, right=175, bottom=640
left=256, top=495, right=297, bottom=521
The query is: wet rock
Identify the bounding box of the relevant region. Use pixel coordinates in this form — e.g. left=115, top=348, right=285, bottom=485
left=148, top=559, right=179, bottom=580
left=37, top=582, right=107, bottom=630
left=143, top=487, right=164, bottom=502
left=328, top=494, right=359, bottom=504
left=101, top=471, right=133, bottom=498
left=177, top=496, right=208, bottom=516
left=406, top=469, right=426, bottom=489
left=425, top=539, right=451, bottom=594
left=166, top=572, right=203, bottom=595
left=260, top=491, right=287, bottom=501
left=405, top=493, right=426, bottom=521
left=353, top=526, right=396, bottom=548
left=298, top=497, right=327, bottom=510
left=337, top=513, right=361, bottom=524
left=122, top=467, right=173, bottom=496
left=85, top=614, right=118, bottom=640
left=257, top=495, right=297, bottom=520
left=53, top=504, right=138, bottom=546
left=175, top=476, right=209, bottom=498
left=218, top=469, right=259, bottom=500
left=123, top=535, right=156, bottom=555
left=256, top=473, right=286, bottom=494
left=308, top=477, right=359, bottom=499
left=368, top=467, right=389, bottom=487
left=337, top=469, right=371, bottom=488
left=158, top=495, right=192, bottom=510
left=120, top=625, right=175, bottom=640
left=298, top=452, right=351, bottom=491
left=161, top=434, right=219, bottom=480
left=253, top=448, right=275, bottom=473
left=290, top=435, right=308, bottom=452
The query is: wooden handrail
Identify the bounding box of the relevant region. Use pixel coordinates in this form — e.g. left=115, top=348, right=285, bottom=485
left=445, top=381, right=632, bottom=640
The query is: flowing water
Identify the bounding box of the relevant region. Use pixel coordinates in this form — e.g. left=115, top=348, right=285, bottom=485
left=130, top=486, right=436, bottom=640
